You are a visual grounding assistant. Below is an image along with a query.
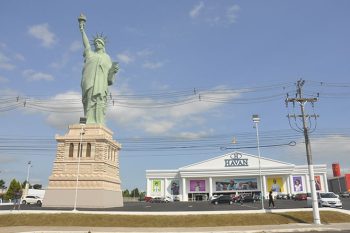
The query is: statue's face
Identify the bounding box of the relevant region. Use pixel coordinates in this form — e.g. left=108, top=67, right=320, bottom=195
left=94, top=39, right=105, bottom=50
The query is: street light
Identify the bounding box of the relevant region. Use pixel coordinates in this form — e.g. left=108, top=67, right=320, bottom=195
left=252, top=114, right=264, bottom=210
left=73, top=117, right=86, bottom=211
left=24, top=161, right=32, bottom=197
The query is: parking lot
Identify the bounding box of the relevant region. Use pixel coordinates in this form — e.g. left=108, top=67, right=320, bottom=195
left=0, top=197, right=349, bottom=212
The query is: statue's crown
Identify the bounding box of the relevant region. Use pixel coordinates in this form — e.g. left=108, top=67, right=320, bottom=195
left=91, top=33, right=107, bottom=46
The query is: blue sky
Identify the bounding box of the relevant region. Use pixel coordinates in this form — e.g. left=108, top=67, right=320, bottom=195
left=1, top=0, right=350, bottom=191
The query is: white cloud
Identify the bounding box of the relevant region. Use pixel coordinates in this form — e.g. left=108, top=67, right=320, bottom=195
left=28, top=23, right=57, bottom=47
left=0, top=48, right=24, bottom=70
left=14, top=53, right=25, bottom=61
left=14, top=85, right=240, bottom=136
left=190, top=2, right=205, bottom=18
left=150, top=82, right=169, bottom=90
left=144, top=121, right=175, bottom=134
left=50, top=41, right=81, bottom=70
left=278, top=135, right=350, bottom=175
left=0, top=63, right=15, bottom=70
left=0, top=88, right=21, bottom=97
left=69, top=40, right=82, bottom=52
left=0, top=51, right=15, bottom=70
left=179, top=130, right=214, bottom=139
left=190, top=3, right=240, bottom=26
left=226, top=5, right=240, bottom=24
left=50, top=52, right=70, bottom=69
left=107, top=86, right=241, bottom=135
left=142, top=61, right=164, bottom=69
left=44, top=91, right=82, bottom=129
left=22, top=69, right=54, bottom=81
left=0, top=52, right=9, bottom=63
left=137, top=49, right=153, bottom=57
left=10, top=90, right=81, bottom=129
left=117, top=52, right=134, bottom=64
left=115, top=49, right=161, bottom=69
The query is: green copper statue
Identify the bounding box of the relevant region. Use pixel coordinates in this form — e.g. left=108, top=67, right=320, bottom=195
left=78, top=13, right=119, bottom=124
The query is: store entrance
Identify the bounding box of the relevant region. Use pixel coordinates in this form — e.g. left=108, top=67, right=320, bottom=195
left=188, top=193, right=208, bottom=201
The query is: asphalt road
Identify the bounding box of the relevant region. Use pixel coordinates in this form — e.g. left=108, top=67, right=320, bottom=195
left=1, top=197, right=349, bottom=212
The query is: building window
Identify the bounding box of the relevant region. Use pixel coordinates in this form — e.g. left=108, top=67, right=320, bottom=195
left=77, top=143, right=83, bottom=157
left=69, top=143, right=74, bottom=157
left=86, top=143, right=91, bottom=157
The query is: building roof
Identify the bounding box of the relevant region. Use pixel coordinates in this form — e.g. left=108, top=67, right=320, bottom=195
left=146, top=151, right=327, bottom=178
left=179, top=151, right=294, bottom=170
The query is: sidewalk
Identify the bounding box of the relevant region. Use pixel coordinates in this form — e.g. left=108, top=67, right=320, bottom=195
left=1, top=223, right=350, bottom=233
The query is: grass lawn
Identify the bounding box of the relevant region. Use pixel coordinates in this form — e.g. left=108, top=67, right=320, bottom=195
left=0, top=211, right=349, bottom=227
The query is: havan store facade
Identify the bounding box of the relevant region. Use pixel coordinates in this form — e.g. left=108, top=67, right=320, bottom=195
left=146, top=151, right=328, bottom=201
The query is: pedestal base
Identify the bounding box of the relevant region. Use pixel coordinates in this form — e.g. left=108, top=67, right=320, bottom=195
left=43, top=189, right=123, bottom=208
left=43, top=124, right=123, bottom=208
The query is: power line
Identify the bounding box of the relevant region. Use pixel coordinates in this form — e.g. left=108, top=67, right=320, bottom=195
left=1, top=128, right=350, bottom=155
left=0, top=83, right=295, bottom=112
left=2, top=80, right=350, bottom=112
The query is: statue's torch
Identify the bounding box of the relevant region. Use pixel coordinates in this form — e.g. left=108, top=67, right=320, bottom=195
left=78, top=13, right=87, bottom=28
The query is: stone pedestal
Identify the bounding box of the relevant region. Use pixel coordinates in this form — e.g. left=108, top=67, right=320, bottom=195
left=43, top=124, right=123, bottom=208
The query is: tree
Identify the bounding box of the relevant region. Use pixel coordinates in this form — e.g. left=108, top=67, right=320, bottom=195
left=22, top=180, right=33, bottom=189
left=5, top=179, right=21, bottom=201
left=130, top=188, right=140, bottom=197
left=122, top=189, right=130, bottom=197
left=138, top=191, right=146, bottom=201
left=21, top=180, right=27, bottom=189
left=139, top=191, right=146, bottom=199
left=0, top=179, right=6, bottom=200
left=0, top=179, right=6, bottom=191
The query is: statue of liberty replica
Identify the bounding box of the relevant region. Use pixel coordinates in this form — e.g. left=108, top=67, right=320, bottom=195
left=43, top=14, right=123, bottom=208
left=79, top=13, right=119, bottom=124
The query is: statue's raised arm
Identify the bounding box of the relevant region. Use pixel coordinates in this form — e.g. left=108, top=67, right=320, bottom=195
left=78, top=13, right=119, bottom=125
left=78, top=13, right=90, bottom=51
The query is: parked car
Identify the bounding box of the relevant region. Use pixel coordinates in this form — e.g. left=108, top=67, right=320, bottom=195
left=211, top=195, right=233, bottom=205
left=21, top=195, right=43, bottom=206
left=150, top=197, right=165, bottom=203
left=307, top=192, right=342, bottom=208
left=240, top=195, right=258, bottom=203
left=209, top=195, right=220, bottom=201
left=231, top=194, right=258, bottom=204
left=144, top=196, right=153, bottom=202
left=294, top=193, right=307, bottom=201
left=339, top=191, right=350, bottom=198
left=163, top=196, right=173, bottom=203
left=276, top=193, right=288, bottom=199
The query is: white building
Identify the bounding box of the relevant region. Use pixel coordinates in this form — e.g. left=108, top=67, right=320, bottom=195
left=146, top=151, right=328, bottom=201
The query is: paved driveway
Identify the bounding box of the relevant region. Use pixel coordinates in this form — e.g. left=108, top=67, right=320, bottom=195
left=0, top=198, right=349, bottom=212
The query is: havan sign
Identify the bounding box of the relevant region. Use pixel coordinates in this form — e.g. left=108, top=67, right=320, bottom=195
left=224, top=152, right=248, bottom=167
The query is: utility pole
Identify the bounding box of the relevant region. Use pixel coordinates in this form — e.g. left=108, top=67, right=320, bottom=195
left=285, top=79, right=321, bottom=225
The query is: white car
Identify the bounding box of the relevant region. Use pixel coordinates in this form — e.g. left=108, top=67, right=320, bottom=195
left=21, top=195, right=43, bottom=206
left=307, top=192, right=342, bottom=208
left=163, top=196, right=174, bottom=202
